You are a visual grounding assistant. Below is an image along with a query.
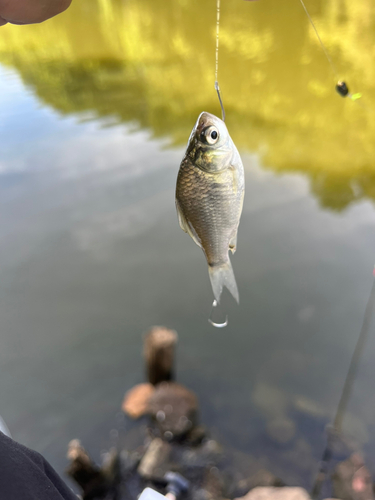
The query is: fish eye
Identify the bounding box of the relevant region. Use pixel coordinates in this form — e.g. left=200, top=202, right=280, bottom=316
left=203, top=126, right=220, bottom=145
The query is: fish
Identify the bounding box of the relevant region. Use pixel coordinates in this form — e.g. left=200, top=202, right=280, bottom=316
left=175, top=111, right=245, bottom=304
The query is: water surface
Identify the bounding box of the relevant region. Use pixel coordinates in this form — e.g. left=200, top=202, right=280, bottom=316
left=1, top=0, right=375, bottom=491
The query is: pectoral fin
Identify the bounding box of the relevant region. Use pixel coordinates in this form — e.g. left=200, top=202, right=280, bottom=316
left=176, top=199, right=188, bottom=234
left=175, top=199, right=202, bottom=249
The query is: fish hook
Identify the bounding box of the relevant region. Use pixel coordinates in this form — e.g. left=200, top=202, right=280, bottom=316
left=215, top=81, right=226, bottom=122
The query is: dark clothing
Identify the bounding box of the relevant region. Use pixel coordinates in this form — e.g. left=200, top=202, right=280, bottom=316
left=0, top=431, right=77, bottom=499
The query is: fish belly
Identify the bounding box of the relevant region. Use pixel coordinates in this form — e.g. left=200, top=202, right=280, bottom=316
left=176, top=158, right=242, bottom=266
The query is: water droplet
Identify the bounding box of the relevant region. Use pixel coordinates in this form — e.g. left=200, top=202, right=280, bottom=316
left=208, top=300, right=228, bottom=328
left=164, top=431, right=173, bottom=440
left=156, top=410, right=166, bottom=422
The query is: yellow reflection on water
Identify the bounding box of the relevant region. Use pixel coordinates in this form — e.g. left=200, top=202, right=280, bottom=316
left=0, top=0, right=375, bottom=209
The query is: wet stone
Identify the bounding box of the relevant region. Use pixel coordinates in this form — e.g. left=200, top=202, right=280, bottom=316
left=224, top=448, right=270, bottom=483
left=234, top=486, right=311, bottom=500
left=185, top=425, right=207, bottom=446
left=341, top=413, right=369, bottom=446
left=148, top=382, right=198, bottom=439
left=252, top=383, right=288, bottom=419
left=293, top=396, right=326, bottom=419
left=332, top=453, right=374, bottom=500
left=323, top=427, right=357, bottom=457
left=266, top=417, right=296, bottom=445
left=200, top=465, right=226, bottom=500
left=193, top=488, right=225, bottom=500
left=122, top=383, right=155, bottom=419
left=120, top=447, right=147, bottom=475
left=281, top=438, right=314, bottom=473
left=144, top=326, right=177, bottom=385
left=234, top=470, right=285, bottom=498
left=137, top=438, right=173, bottom=479
left=101, top=447, right=120, bottom=483
left=66, top=439, right=111, bottom=498
left=181, top=439, right=223, bottom=469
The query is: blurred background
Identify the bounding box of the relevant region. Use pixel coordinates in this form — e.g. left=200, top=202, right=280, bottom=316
left=1, top=0, right=375, bottom=490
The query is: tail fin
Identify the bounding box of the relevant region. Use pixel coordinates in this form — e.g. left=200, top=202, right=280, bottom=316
left=208, top=260, right=239, bottom=304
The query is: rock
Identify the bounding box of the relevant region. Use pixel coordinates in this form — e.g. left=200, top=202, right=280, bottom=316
left=332, top=453, right=374, bottom=500
left=225, top=450, right=274, bottom=498
left=201, top=466, right=225, bottom=499
left=234, top=486, right=311, bottom=500
left=180, top=439, right=223, bottom=471
left=185, top=425, right=207, bottom=445
left=281, top=438, right=314, bottom=472
left=67, top=439, right=95, bottom=467
left=322, top=426, right=357, bottom=457
left=225, top=448, right=270, bottom=482
left=66, top=439, right=111, bottom=499
left=144, top=326, right=177, bottom=385
left=120, top=449, right=143, bottom=473
left=235, top=470, right=285, bottom=497
left=122, top=383, right=155, bottom=419
left=101, top=448, right=121, bottom=484
left=193, top=488, right=228, bottom=500
left=293, top=396, right=326, bottom=419
left=266, top=417, right=296, bottom=444
left=137, top=438, right=172, bottom=479
left=341, top=414, right=369, bottom=446
left=148, top=382, right=198, bottom=439
left=252, top=383, right=288, bottom=419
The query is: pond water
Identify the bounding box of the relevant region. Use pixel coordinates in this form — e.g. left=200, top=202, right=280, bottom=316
left=1, top=0, right=375, bottom=493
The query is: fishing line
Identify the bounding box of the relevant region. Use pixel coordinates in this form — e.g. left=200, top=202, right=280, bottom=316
left=298, top=0, right=363, bottom=104
left=298, top=0, right=338, bottom=78
left=215, top=0, right=226, bottom=121
left=310, top=271, right=375, bottom=499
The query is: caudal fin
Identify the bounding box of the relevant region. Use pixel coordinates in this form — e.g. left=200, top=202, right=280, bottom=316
left=208, top=260, right=239, bottom=304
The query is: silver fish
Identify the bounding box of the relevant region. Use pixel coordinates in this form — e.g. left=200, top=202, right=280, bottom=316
left=175, top=111, right=245, bottom=303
